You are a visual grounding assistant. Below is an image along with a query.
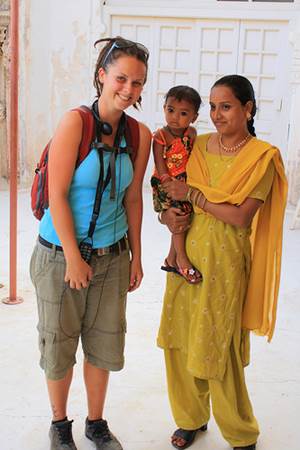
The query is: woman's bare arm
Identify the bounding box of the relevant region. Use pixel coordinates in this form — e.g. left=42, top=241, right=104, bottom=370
left=163, top=178, right=263, bottom=228
left=124, top=121, right=151, bottom=291
left=203, top=197, right=263, bottom=228
left=48, top=110, right=93, bottom=289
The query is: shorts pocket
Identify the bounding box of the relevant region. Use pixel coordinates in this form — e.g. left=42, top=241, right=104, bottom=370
left=32, top=245, right=54, bottom=283
left=38, top=327, right=79, bottom=379
left=38, top=328, right=57, bottom=370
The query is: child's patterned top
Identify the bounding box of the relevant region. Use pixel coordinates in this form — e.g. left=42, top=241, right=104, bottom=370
left=153, top=127, right=194, bottom=178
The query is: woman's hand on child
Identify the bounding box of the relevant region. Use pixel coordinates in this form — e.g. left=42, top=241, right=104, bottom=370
left=163, top=178, right=189, bottom=201
left=64, top=256, right=93, bottom=290
left=162, top=207, right=191, bottom=234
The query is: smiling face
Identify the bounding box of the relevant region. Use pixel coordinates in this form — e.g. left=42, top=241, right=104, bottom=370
left=163, top=97, right=198, bottom=132
left=98, top=55, right=146, bottom=112
left=209, top=85, right=253, bottom=137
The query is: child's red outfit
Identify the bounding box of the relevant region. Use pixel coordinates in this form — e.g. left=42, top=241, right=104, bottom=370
left=151, top=127, right=194, bottom=213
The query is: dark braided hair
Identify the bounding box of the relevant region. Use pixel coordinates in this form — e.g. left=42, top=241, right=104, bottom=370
left=165, top=85, right=202, bottom=113
left=212, top=75, right=257, bottom=137
left=93, top=36, right=149, bottom=109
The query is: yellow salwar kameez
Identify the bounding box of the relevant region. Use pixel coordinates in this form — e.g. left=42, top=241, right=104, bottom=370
left=157, top=134, right=287, bottom=447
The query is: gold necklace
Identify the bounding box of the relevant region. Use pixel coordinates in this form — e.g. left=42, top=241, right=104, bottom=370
left=218, top=133, right=251, bottom=153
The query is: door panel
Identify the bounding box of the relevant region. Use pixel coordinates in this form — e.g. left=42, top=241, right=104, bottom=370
left=238, top=21, right=289, bottom=149
left=195, top=20, right=240, bottom=131
left=111, top=15, right=290, bottom=152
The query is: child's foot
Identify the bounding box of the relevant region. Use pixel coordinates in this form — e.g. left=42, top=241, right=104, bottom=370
left=161, top=258, right=179, bottom=274
left=177, top=266, right=202, bottom=284
left=176, top=255, right=202, bottom=284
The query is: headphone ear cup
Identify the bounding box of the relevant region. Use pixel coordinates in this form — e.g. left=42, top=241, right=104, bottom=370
left=101, top=121, right=113, bottom=135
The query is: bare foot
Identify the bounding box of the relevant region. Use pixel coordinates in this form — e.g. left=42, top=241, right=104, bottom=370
left=176, top=254, right=193, bottom=272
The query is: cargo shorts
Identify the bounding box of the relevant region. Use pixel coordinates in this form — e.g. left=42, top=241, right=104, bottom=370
left=30, top=240, right=130, bottom=380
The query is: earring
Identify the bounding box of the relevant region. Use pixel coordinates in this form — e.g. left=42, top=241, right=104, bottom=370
left=247, top=113, right=252, bottom=121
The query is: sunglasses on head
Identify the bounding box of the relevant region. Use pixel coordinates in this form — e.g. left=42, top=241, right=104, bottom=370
left=102, top=38, right=149, bottom=67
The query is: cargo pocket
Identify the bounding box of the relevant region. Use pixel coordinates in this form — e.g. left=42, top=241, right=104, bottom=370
left=38, top=327, right=78, bottom=379
left=38, top=328, right=56, bottom=373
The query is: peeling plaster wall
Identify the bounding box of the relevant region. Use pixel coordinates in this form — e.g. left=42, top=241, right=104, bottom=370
left=21, top=0, right=101, bottom=186
left=20, top=0, right=300, bottom=202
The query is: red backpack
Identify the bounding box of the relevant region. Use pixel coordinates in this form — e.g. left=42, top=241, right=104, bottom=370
left=31, top=105, right=140, bottom=220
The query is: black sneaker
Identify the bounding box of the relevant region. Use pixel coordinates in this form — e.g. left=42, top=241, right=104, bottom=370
left=85, top=418, right=123, bottom=450
left=49, top=419, right=77, bottom=450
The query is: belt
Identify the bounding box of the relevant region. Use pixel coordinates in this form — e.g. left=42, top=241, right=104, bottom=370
left=38, top=235, right=128, bottom=256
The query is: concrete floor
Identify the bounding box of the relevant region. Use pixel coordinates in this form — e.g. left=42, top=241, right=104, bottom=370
left=0, top=188, right=299, bottom=450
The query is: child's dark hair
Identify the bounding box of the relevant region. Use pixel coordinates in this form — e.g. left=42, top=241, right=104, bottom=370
left=165, top=85, right=202, bottom=113
left=212, top=75, right=257, bottom=136
left=93, top=36, right=149, bottom=109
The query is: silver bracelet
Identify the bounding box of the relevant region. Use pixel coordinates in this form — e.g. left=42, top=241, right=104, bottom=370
left=158, top=211, right=163, bottom=224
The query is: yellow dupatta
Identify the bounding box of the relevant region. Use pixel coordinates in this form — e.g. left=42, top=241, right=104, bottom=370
left=187, top=134, right=288, bottom=341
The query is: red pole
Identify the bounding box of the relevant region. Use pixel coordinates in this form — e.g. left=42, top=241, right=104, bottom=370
left=2, top=0, right=23, bottom=305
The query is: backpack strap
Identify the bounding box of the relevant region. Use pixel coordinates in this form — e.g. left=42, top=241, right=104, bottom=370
left=71, top=105, right=95, bottom=168
left=72, top=107, right=140, bottom=167
left=124, top=114, right=140, bottom=164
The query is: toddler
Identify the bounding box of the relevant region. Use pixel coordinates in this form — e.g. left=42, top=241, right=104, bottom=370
left=151, top=85, right=202, bottom=284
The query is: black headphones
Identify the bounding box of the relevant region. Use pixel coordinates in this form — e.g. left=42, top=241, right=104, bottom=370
left=91, top=100, right=113, bottom=136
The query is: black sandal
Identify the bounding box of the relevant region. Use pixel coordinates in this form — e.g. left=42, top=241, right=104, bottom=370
left=171, top=424, right=207, bottom=449
left=161, top=259, right=180, bottom=275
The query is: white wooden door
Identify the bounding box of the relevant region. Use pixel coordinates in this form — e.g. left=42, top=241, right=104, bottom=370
left=111, top=16, right=290, bottom=152
left=111, top=17, right=153, bottom=126
left=237, top=21, right=290, bottom=151
left=194, top=19, right=241, bottom=132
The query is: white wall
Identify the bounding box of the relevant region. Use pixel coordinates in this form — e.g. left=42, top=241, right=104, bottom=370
left=19, top=0, right=300, bottom=199
left=20, top=0, right=101, bottom=184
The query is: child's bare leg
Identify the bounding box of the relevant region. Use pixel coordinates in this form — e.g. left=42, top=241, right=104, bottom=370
left=173, top=232, right=202, bottom=283
left=172, top=231, right=192, bottom=269
left=166, top=236, right=177, bottom=267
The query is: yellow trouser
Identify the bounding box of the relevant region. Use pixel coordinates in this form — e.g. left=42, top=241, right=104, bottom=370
left=164, top=340, right=259, bottom=447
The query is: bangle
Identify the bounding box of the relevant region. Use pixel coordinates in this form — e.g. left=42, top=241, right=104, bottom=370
left=158, top=211, right=163, bottom=223
left=160, top=173, right=171, bottom=183
left=193, top=190, right=202, bottom=207
left=185, top=186, right=194, bottom=202
left=190, top=189, right=206, bottom=210
left=190, top=188, right=198, bottom=204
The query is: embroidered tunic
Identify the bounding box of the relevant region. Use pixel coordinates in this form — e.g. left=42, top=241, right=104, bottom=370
left=157, top=134, right=275, bottom=380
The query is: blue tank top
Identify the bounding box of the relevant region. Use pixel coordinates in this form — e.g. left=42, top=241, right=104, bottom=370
left=39, top=143, right=133, bottom=248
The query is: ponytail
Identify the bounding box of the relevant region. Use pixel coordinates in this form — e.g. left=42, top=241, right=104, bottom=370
left=247, top=117, right=256, bottom=137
